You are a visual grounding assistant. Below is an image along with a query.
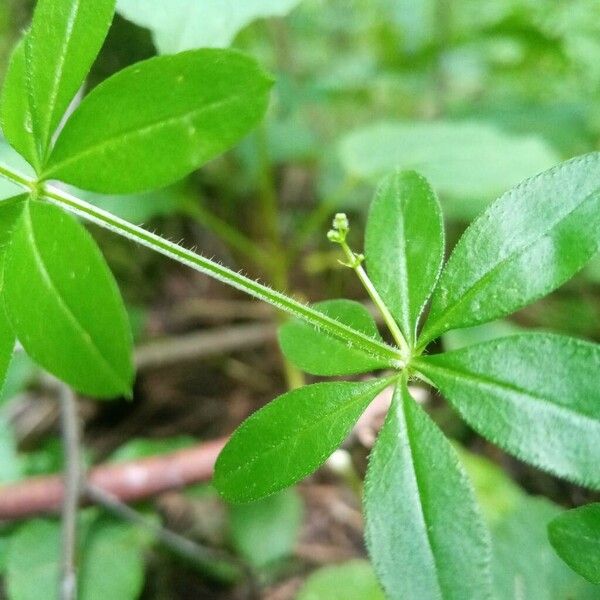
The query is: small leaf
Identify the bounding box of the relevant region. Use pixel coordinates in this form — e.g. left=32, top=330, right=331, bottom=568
left=229, top=488, right=303, bottom=569
left=25, top=0, right=116, bottom=156
left=44, top=49, right=273, bottom=193
left=4, top=200, right=133, bottom=398
left=278, top=299, right=387, bottom=375
left=364, top=383, right=492, bottom=599
left=415, top=334, right=600, bottom=489
left=214, top=378, right=393, bottom=503
left=116, top=0, right=302, bottom=54
left=548, top=503, right=600, bottom=585
left=420, top=153, right=600, bottom=345
left=297, top=560, right=385, bottom=600
left=0, top=41, right=40, bottom=170
left=365, top=171, right=444, bottom=345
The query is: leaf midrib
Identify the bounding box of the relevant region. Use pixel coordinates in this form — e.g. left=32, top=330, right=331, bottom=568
left=44, top=85, right=262, bottom=177
left=399, top=393, right=445, bottom=598
left=417, top=359, right=600, bottom=422
left=23, top=203, right=127, bottom=393
left=40, top=0, right=81, bottom=148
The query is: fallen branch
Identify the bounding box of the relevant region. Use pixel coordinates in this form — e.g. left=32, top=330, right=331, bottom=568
left=0, top=437, right=227, bottom=521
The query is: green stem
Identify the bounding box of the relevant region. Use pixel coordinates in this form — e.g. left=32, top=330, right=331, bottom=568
left=0, top=162, right=404, bottom=369
left=339, top=240, right=411, bottom=360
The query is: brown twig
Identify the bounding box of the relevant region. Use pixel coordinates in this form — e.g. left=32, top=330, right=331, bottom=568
left=57, top=382, right=82, bottom=600
left=135, top=323, right=277, bottom=370
left=0, top=437, right=227, bottom=521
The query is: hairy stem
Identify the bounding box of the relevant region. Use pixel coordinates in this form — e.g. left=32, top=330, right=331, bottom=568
left=0, top=162, right=405, bottom=368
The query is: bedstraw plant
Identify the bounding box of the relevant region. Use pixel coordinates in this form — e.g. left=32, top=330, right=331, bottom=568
left=0, top=0, right=599, bottom=597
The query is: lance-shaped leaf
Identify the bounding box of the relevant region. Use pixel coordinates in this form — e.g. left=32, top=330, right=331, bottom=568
left=419, top=153, right=600, bottom=346
left=43, top=49, right=273, bottom=194
left=4, top=200, right=133, bottom=398
left=414, top=334, right=600, bottom=489
left=214, top=378, right=393, bottom=503
left=0, top=41, right=40, bottom=171
left=365, top=171, right=444, bottom=346
left=364, top=383, right=492, bottom=600
left=278, top=299, right=387, bottom=375
left=25, top=0, right=116, bottom=156
left=548, top=503, right=600, bottom=585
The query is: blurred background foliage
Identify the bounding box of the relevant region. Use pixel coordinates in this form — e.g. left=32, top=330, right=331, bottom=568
left=0, top=0, right=599, bottom=598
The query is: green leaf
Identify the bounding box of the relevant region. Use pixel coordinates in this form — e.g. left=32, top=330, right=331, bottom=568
left=415, top=334, right=600, bottom=489
left=44, top=49, right=273, bottom=194
left=278, top=299, right=387, bottom=375
left=365, top=171, right=444, bottom=345
left=297, top=560, right=385, bottom=600
left=0, top=41, right=40, bottom=171
left=339, top=121, right=559, bottom=218
left=4, top=200, right=133, bottom=398
left=420, top=153, right=600, bottom=345
left=214, top=378, right=393, bottom=503
left=492, top=498, right=598, bottom=600
left=364, top=383, right=492, bottom=600
left=116, top=0, right=302, bottom=54
left=25, top=0, right=116, bottom=157
left=229, top=488, right=303, bottom=569
left=6, top=516, right=147, bottom=600
left=78, top=517, right=147, bottom=600
left=548, top=503, right=600, bottom=585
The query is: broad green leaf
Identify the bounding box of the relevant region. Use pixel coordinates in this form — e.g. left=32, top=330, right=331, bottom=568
left=44, top=50, right=273, bottom=193
left=0, top=41, right=40, bottom=170
left=116, top=0, right=302, bottom=54
left=548, top=503, right=600, bottom=585
left=214, top=378, right=393, bottom=503
left=365, top=171, right=444, bottom=345
left=25, top=0, right=116, bottom=156
left=492, top=498, right=598, bottom=600
left=4, top=200, right=133, bottom=398
left=278, top=299, right=387, bottom=375
left=415, top=334, right=600, bottom=489
left=229, top=488, right=303, bottom=569
left=79, top=518, right=147, bottom=600
left=339, top=121, right=559, bottom=217
left=297, top=560, right=385, bottom=600
left=420, top=153, right=600, bottom=345
left=364, top=383, right=492, bottom=600
left=6, top=516, right=147, bottom=600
